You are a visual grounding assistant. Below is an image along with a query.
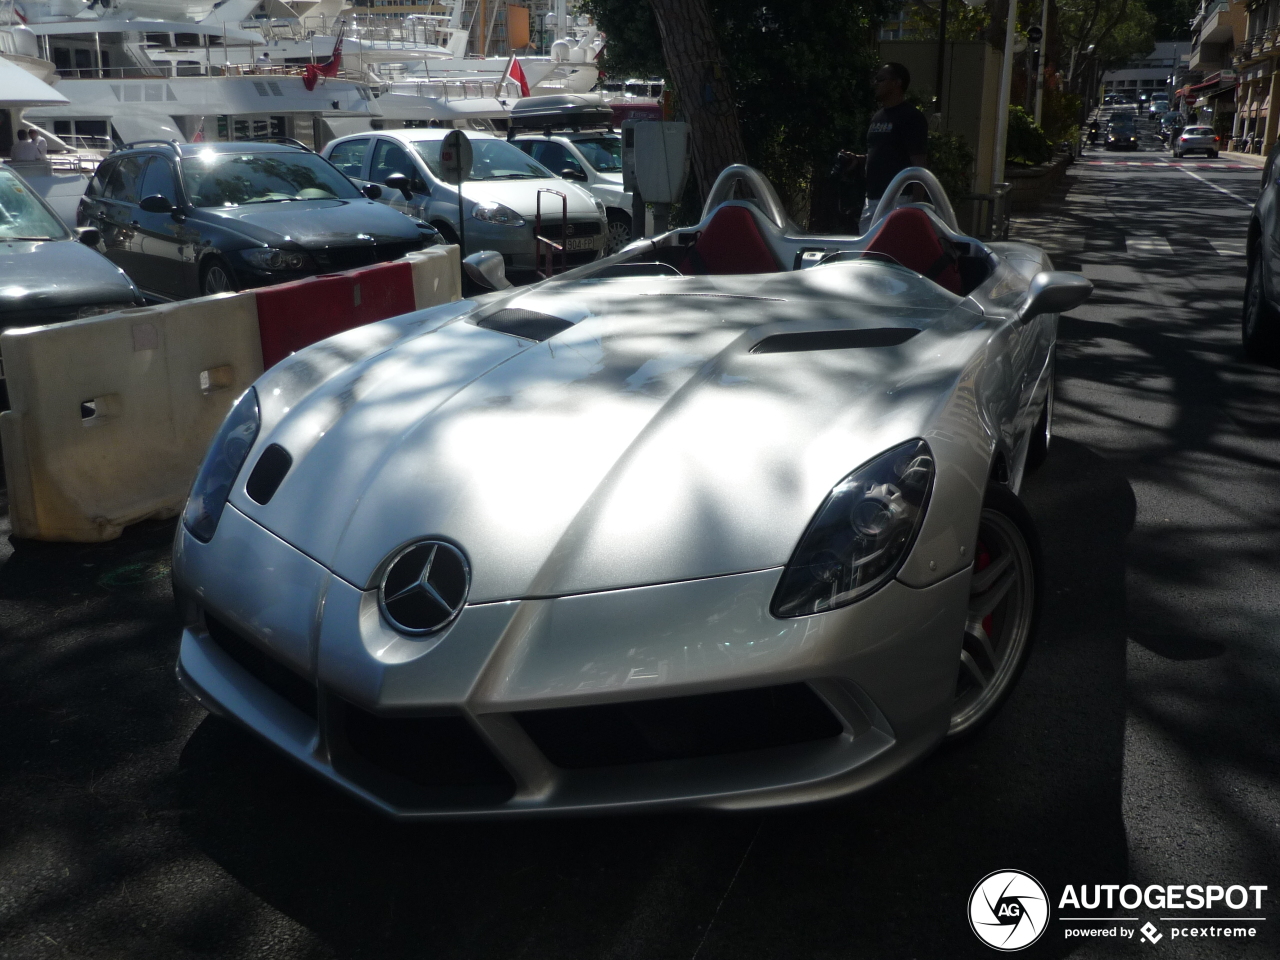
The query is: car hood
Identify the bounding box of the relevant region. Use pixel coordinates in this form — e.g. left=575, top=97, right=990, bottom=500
left=230, top=265, right=991, bottom=602
left=457, top=179, right=600, bottom=219
left=0, top=239, right=138, bottom=315
left=192, top=198, right=419, bottom=248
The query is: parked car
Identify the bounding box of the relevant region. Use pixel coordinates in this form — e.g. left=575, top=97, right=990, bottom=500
left=322, top=128, right=607, bottom=276
left=511, top=131, right=632, bottom=255
left=1106, top=121, right=1139, bottom=151
left=1172, top=126, right=1220, bottom=159
left=77, top=141, right=438, bottom=300
left=1149, top=96, right=1170, bottom=118
left=1, top=162, right=142, bottom=331
left=172, top=165, right=1093, bottom=818
left=1242, top=142, right=1280, bottom=357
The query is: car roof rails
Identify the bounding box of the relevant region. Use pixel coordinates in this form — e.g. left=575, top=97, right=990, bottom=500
left=243, top=136, right=313, bottom=151
left=112, top=139, right=183, bottom=155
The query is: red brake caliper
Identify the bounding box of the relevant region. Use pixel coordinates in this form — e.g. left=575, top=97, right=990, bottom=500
left=975, top=540, right=994, bottom=637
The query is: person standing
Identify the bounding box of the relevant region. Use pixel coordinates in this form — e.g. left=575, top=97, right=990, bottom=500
left=859, top=62, right=929, bottom=233
left=10, top=129, right=39, bottom=162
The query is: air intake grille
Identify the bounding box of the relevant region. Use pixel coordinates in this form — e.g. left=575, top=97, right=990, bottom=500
left=245, top=443, right=292, bottom=505
left=750, top=328, right=919, bottom=354
left=204, top=613, right=316, bottom=719
left=474, top=308, right=574, bottom=342
left=516, top=683, right=842, bottom=769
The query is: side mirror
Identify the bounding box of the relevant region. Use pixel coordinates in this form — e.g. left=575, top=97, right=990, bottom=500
left=362, top=182, right=383, bottom=200
left=462, top=250, right=512, bottom=291
left=76, top=226, right=101, bottom=247
left=384, top=173, right=414, bottom=200
left=1018, top=271, right=1093, bottom=324
left=559, top=167, right=588, bottom=182
left=139, top=194, right=174, bottom=214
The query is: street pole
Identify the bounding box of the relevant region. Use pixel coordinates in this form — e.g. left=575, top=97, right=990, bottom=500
left=935, top=0, right=948, bottom=116
left=993, top=0, right=1018, bottom=193
left=1033, top=0, right=1049, bottom=125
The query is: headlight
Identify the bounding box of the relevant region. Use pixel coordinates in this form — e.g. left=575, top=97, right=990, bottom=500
left=240, top=247, right=310, bottom=271
left=471, top=201, right=525, bottom=226
left=182, top=388, right=260, bottom=543
left=771, top=440, right=934, bottom=618
left=592, top=197, right=606, bottom=217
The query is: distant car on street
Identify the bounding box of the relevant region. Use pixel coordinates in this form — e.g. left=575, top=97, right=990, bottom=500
left=1, top=162, right=141, bottom=332
left=322, top=128, right=607, bottom=277
left=1105, top=121, right=1139, bottom=151
left=77, top=141, right=437, bottom=300
left=1172, top=126, right=1220, bottom=159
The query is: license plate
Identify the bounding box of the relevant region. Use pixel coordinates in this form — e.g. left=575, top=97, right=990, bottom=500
left=566, top=236, right=596, bottom=251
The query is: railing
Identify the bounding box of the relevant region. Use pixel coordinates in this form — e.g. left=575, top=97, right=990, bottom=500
left=393, top=77, right=522, bottom=100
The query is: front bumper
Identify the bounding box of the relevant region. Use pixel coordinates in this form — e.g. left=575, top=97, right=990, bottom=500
left=174, top=506, right=970, bottom=818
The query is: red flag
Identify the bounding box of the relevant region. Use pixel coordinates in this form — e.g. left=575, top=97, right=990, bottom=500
left=502, top=55, right=530, bottom=98
left=304, top=21, right=345, bottom=92
left=192, top=117, right=205, bottom=143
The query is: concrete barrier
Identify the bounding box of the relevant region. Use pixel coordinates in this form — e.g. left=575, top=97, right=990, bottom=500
left=1, top=244, right=460, bottom=542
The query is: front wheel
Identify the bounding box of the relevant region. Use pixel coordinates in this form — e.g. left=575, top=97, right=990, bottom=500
left=604, top=210, right=632, bottom=256
left=1243, top=251, right=1280, bottom=359
left=200, top=257, right=237, bottom=296
left=947, top=486, right=1041, bottom=739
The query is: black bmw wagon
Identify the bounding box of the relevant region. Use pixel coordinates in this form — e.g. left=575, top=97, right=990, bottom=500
left=77, top=141, right=439, bottom=300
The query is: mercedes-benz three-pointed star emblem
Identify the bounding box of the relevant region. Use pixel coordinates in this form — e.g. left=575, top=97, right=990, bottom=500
left=378, top=540, right=470, bottom=635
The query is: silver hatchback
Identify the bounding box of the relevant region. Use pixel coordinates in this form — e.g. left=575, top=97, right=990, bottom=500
left=323, top=129, right=607, bottom=275
left=1174, top=126, right=1220, bottom=158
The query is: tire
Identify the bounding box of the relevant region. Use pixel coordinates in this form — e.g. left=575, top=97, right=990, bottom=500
left=1209, top=150, right=1219, bottom=159
left=200, top=257, right=237, bottom=296
left=604, top=210, right=632, bottom=256
left=1173, top=150, right=1182, bottom=159
left=1024, top=350, right=1054, bottom=473
left=431, top=221, right=461, bottom=247
left=947, top=485, right=1041, bottom=739
left=1243, top=251, right=1280, bottom=360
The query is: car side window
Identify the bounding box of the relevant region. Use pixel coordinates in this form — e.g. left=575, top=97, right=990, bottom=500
left=103, top=155, right=148, bottom=204
left=532, top=141, right=582, bottom=177
left=328, top=138, right=371, bottom=178
left=138, top=156, right=179, bottom=203
left=85, top=160, right=114, bottom=198
left=370, top=139, right=418, bottom=186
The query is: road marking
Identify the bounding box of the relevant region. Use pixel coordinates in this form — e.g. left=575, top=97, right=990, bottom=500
left=1160, top=160, right=1254, bottom=207
left=1126, top=235, right=1174, bottom=256
left=1211, top=238, right=1247, bottom=257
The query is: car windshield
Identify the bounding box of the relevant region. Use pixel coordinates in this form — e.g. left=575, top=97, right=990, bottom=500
left=574, top=137, right=622, bottom=172
left=1185, top=127, right=1214, bottom=136
left=180, top=151, right=360, bottom=207
left=412, top=137, right=554, bottom=180
left=0, top=168, right=71, bottom=241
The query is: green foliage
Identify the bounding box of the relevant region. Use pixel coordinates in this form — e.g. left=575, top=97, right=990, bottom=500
left=582, top=0, right=897, bottom=222
left=1058, top=0, right=1156, bottom=75
left=1005, top=106, right=1054, bottom=166
left=1041, top=88, right=1083, bottom=144
left=903, top=0, right=991, bottom=41
left=928, top=131, right=975, bottom=203
left=1147, top=0, right=1196, bottom=42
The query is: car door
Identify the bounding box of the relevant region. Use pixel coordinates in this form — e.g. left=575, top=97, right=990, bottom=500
left=82, top=156, right=145, bottom=277
left=368, top=138, right=431, bottom=219
left=1262, top=143, right=1280, bottom=302
left=131, top=155, right=196, bottom=299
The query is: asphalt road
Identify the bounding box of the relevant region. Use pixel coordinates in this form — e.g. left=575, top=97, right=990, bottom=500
left=1, top=138, right=1278, bottom=959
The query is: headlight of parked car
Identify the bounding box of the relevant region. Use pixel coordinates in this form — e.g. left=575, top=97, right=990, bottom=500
left=182, top=388, right=260, bottom=543
left=592, top=197, right=606, bottom=217
left=771, top=439, right=934, bottom=618
left=472, top=201, right=525, bottom=226
left=240, top=247, right=311, bottom=271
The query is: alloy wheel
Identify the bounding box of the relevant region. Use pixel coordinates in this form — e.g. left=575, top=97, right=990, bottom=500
left=203, top=263, right=234, bottom=295
left=604, top=217, right=631, bottom=256
left=948, top=506, right=1036, bottom=737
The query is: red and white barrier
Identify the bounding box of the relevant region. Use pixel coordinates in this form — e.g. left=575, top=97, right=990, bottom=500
left=0, top=245, right=460, bottom=542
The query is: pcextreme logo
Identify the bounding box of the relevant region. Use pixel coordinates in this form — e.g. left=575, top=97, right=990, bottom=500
left=968, top=871, right=1270, bottom=950
left=969, top=870, right=1050, bottom=951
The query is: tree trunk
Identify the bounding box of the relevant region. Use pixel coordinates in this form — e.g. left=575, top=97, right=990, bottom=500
left=647, top=0, right=748, bottom=200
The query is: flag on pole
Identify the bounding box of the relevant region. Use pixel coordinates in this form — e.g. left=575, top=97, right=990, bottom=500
left=501, top=55, right=531, bottom=98
left=303, top=20, right=346, bottom=91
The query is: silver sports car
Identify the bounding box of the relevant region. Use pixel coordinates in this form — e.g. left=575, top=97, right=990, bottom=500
left=173, top=167, right=1091, bottom=818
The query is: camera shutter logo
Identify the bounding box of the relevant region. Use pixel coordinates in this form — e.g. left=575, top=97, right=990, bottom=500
left=969, top=870, right=1050, bottom=951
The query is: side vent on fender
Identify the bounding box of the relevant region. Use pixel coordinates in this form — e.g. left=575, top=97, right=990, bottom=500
left=750, top=328, right=920, bottom=354
left=245, top=443, right=293, bottom=505
left=473, top=308, right=574, bottom=342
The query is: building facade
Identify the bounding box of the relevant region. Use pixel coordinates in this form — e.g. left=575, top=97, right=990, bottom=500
left=1101, top=41, right=1190, bottom=103
left=1231, top=0, right=1280, bottom=149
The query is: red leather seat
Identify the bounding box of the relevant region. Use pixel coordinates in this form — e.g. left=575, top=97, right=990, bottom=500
left=863, top=207, right=962, bottom=295
left=679, top=204, right=782, bottom=275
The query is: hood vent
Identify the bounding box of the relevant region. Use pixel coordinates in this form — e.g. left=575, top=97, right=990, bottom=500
left=245, top=443, right=293, bottom=505
left=750, top=327, right=919, bottom=354
left=474, top=308, right=575, bottom=342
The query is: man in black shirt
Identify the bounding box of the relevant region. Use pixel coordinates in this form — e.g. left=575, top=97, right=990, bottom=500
left=859, top=62, right=929, bottom=232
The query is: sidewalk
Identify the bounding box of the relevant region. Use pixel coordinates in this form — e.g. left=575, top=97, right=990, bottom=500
left=1221, top=150, right=1266, bottom=167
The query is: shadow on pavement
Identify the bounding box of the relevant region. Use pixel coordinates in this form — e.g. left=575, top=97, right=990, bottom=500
left=174, top=438, right=1137, bottom=960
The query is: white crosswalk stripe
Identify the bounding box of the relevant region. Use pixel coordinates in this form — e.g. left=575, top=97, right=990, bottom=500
left=1126, top=235, right=1174, bottom=256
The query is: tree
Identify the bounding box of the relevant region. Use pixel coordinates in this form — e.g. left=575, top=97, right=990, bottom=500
left=1057, top=0, right=1156, bottom=94
left=647, top=0, right=749, bottom=198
